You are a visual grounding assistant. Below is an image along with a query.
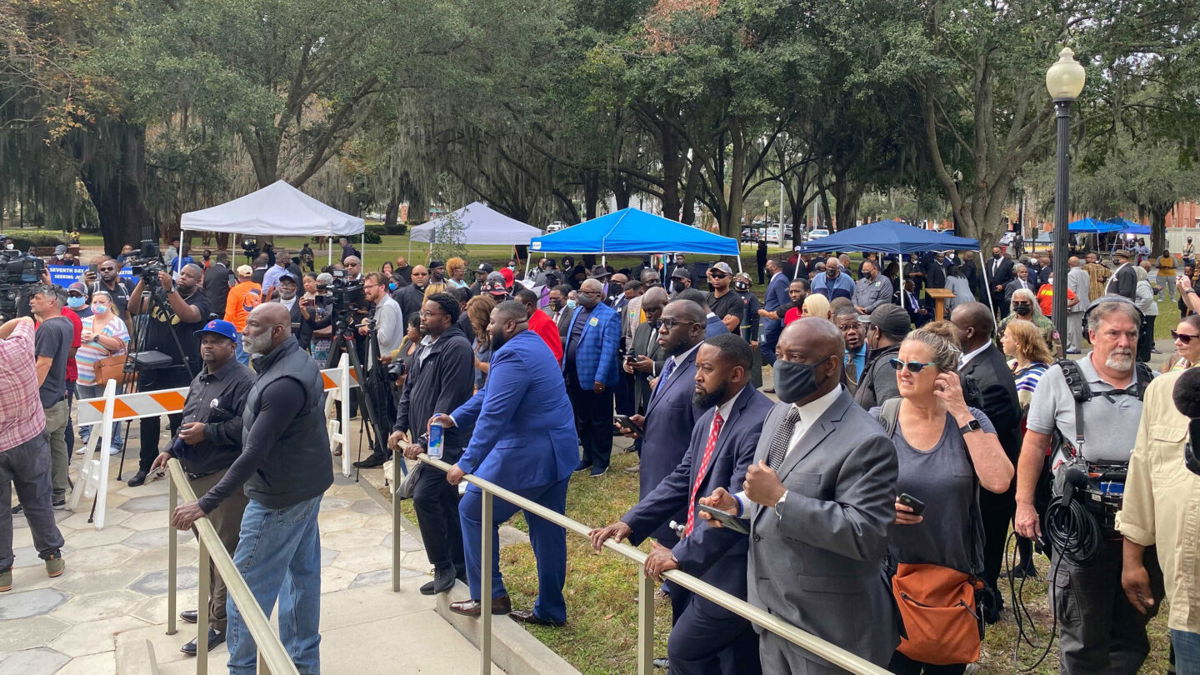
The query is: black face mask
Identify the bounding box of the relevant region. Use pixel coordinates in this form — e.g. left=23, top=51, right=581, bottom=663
left=672, top=280, right=686, bottom=293
left=608, top=283, right=624, bottom=296
left=774, top=359, right=824, bottom=404
left=1013, top=303, right=1032, bottom=315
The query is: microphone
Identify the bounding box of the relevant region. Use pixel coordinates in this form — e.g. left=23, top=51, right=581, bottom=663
left=1174, top=367, right=1200, bottom=418
left=1063, top=467, right=1090, bottom=502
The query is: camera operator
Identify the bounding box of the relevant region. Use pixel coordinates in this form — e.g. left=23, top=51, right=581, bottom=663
left=127, top=264, right=211, bottom=487
left=150, top=319, right=253, bottom=654
left=85, top=257, right=134, bottom=320
left=352, top=274, right=404, bottom=469
left=1014, top=297, right=1161, bottom=673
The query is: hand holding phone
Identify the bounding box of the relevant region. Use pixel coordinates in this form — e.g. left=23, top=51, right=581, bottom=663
left=695, top=504, right=749, bottom=535
left=613, top=414, right=644, bottom=436
left=898, top=493, right=926, bottom=516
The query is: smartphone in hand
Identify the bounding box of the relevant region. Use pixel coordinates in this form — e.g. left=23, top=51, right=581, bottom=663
left=613, top=414, right=643, bottom=435
left=898, top=493, right=926, bottom=516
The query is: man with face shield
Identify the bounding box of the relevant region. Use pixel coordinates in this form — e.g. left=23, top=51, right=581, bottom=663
left=698, top=318, right=900, bottom=671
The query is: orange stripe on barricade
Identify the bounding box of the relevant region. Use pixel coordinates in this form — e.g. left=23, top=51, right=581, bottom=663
left=150, top=391, right=187, bottom=412
left=113, top=399, right=139, bottom=419
left=321, top=373, right=337, bottom=389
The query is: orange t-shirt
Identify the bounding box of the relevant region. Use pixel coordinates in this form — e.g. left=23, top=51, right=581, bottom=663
left=1036, top=283, right=1076, bottom=317
left=225, top=281, right=262, bottom=331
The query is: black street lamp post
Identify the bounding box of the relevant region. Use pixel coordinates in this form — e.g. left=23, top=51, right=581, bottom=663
left=1047, top=48, right=1086, bottom=356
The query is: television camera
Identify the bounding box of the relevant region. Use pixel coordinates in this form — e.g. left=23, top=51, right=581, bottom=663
left=0, top=248, right=47, bottom=321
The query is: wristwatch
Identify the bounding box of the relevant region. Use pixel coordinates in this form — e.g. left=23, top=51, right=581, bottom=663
left=959, top=418, right=982, bottom=435
left=774, top=490, right=789, bottom=519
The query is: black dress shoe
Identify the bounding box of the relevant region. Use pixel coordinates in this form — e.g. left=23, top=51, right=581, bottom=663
left=127, top=470, right=148, bottom=487
left=353, top=455, right=387, bottom=469
left=180, top=609, right=198, bottom=624
left=181, top=628, right=225, bottom=655
left=449, top=595, right=511, bottom=617
left=508, top=609, right=565, bottom=627
left=10, top=504, right=22, bottom=515
left=420, top=567, right=458, bottom=595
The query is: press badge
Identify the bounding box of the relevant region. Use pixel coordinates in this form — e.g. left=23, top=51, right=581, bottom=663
left=589, top=317, right=599, bottom=327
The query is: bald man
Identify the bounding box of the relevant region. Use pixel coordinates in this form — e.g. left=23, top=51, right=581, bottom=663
left=398, top=264, right=430, bottom=319
left=810, top=257, right=855, bottom=302
left=171, top=302, right=333, bottom=673
left=563, top=278, right=623, bottom=477
left=701, top=318, right=899, bottom=671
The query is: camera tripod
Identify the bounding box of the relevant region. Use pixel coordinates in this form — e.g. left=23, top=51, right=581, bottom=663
left=325, top=307, right=392, bottom=477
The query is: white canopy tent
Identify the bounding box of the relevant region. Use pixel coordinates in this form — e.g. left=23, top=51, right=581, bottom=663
left=409, top=202, right=542, bottom=258
left=181, top=179, right=366, bottom=267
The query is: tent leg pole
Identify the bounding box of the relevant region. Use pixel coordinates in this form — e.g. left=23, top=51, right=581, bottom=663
left=361, top=233, right=365, bottom=270
left=899, top=257, right=905, bottom=310
left=327, top=238, right=332, bottom=267
left=978, top=248, right=995, bottom=317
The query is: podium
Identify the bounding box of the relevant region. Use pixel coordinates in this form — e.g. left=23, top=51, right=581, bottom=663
left=925, top=288, right=956, bottom=322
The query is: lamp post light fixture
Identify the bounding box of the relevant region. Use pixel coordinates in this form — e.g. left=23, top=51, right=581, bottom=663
left=1047, top=47, right=1086, bottom=356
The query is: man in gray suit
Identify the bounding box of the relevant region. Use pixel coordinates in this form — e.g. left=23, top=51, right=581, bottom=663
left=1066, top=256, right=1090, bottom=354
left=624, top=287, right=667, bottom=413
left=701, top=318, right=898, bottom=672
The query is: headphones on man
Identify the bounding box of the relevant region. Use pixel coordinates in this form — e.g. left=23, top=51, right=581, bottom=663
left=1081, top=295, right=1144, bottom=336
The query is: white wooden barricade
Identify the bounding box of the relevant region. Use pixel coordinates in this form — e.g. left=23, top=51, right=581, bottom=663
left=72, top=358, right=360, bottom=530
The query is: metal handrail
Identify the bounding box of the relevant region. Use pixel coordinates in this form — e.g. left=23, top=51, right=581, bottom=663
left=166, top=459, right=300, bottom=675
left=399, top=453, right=889, bottom=675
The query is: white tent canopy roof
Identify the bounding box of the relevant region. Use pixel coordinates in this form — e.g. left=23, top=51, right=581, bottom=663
left=181, top=180, right=365, bottom=237
left=409, top=202, right=542, bottom=245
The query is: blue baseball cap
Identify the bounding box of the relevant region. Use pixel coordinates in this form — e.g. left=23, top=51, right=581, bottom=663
left=194, top=319, right=239, bottom=342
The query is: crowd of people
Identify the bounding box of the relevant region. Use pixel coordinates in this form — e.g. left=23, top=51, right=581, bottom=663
left=5, top=232, right=1200, bottom=674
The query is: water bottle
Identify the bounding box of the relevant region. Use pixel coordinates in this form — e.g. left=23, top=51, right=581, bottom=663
left=427, top=421, right=444, bottom=460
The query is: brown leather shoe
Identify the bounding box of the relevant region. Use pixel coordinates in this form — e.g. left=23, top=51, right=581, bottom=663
left=508, top=609, right=565, bottom=627
left=449, top=595, right=511, bottom=617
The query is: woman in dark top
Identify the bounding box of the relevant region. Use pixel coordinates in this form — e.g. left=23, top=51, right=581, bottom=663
left=874, top=328, right=1013, bottom=674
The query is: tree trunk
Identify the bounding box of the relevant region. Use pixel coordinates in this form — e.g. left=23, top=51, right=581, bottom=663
left=721, top=119, right=747, bottom=238
left=680, top=162, right=701, bottom=225
left=384, top=194, right=400, bottom=228
left=73, top=121, right=156, bottom=256
left=659, top=122, right=683, bottom=220
left=1151, top=204, right=1171, bottom=255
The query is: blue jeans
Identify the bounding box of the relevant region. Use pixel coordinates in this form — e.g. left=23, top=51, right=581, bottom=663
left=1174, top=630, right=1200, bottom=674
left=226, top=495, right=323, bottom=675
left=459, top=478, right=569, bottom=624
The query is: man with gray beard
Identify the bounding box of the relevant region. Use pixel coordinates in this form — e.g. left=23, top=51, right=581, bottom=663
left=1014, top=297, right=1161, bottom=673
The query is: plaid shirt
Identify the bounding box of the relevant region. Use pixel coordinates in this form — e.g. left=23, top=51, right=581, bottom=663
left=0, top=320, right=47, bottom=449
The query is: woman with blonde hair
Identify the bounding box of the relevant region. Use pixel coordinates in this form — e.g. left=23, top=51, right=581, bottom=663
left=423, top=281, right=448, bottom=302
left=465, top=294, right=496, bottom=390
left=875, top=328, right=1013, bottom=673
left=445, top=257, right=469, bottom=289
left=998, top=288, right=1059, bottom=356
left=1000, top=319, right=1054, bottom=413
left=801, top=293, right=831, bottom=321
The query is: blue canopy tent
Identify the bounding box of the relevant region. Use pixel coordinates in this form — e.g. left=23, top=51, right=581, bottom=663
left=1068, top=217, right=1122, bottom=234
left=1106, top=217, right=1151, bottom=236
left=795, top=219, right=983, bottom=312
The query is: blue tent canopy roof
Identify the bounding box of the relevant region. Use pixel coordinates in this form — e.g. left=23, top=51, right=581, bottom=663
left=1068, top=217, right=1121, bottom=234
left=528, top=208, right=739, bottom=256
left=1105, top=217, right=1150, bottom=235
left=796, top=220, right=979, bottom=254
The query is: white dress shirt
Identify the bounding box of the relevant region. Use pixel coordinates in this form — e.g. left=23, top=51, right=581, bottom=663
left=959, top=342, right=990, bottom=369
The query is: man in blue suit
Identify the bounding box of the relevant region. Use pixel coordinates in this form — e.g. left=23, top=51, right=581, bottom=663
left=617, top=297, right=707, bottom=546
left=563, top=278, right=622, bottom=477
left=433, top=301, right=578, bottom=626
left=592, top=334, right=773, bottom=674
left=758, top=259, right=789, bottom=368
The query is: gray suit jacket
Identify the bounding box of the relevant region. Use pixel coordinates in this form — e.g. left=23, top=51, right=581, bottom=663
left=630, top=320, right=665, bottom=412
left=1067, top=267, right=1090, bottom=313
left=747, top=391, right=899, bottom=673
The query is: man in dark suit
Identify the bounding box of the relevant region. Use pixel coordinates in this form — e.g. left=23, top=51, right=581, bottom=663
left=700, top=318, right=899, bottom=671
left=758, top=259, right=789, bottom=368
left=435, top=301, right=578, bottom=625
left=950, top=302, right=1022, bottom=622
left=592, top=334, right=774, bottom=674
left=547, top=284, right=573, bottom=342
left=624, top=287, right=668, bottom=413
left=564, top=278, right=622, bottom=477
left=986, top=246, right=1015, bottom=317
left=203, top=253, right=234, bottom=317
left=1003, top=263, right=1033, bottom=311
left=1106, top=249, right=1138, bottom=300
left=618, top=297, right=707, bottom=545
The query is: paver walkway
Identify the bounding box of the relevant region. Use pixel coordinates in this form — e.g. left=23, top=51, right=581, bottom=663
left=2, top=445, right=500, bottom=674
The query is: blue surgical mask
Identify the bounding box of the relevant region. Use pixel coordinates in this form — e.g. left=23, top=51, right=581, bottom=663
left=67, top=296, right=86, bottom=309
left=92, top=304, right=109, bottom=314
left=388, top=282, right=397, bottom=291
left=566, top=299, right=577, bottom=309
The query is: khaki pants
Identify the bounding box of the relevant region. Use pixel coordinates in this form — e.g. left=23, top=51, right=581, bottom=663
left=189, top=469, right=249, bottom=632
left=41, top=400, right=69, bottom=502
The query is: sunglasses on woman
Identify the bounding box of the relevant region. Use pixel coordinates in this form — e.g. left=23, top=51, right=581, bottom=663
left=889, top=358, right=938, bottom=373
left=1173, top=330, right=1200, bottom=344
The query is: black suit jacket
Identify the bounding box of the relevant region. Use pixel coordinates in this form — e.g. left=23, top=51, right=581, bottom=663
left=959, top=344, right=1021, bottom=460
left=1108, top=264, right=1138, bottom=300
left=987, top=256, right=1015, bottom=291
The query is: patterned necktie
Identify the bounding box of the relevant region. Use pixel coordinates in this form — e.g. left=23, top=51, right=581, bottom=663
left=684, top=412, right=725, bottom=536
left=652, top=357, right=677, bottom=401
left=766, top=407, right=803, bottom=470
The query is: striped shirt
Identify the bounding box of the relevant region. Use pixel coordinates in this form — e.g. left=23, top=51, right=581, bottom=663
left=0, top=320, right=47, bottom=449
left=76, top=315, right=129, bottom=386
left=1012, top=361, right=1049, bottom=412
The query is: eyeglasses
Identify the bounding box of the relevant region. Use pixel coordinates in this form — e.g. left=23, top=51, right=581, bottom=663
left=346, top=263, right=360, bottom=267
left=1173, top=331, right=1200, bottom=344
left=659, top=319, right=699, bottom=330
left=99, top=267, right=116, bottom=272
left=888, top=358, right=938, bottom=373
left=418, top=310, right=444, bottom=318
left=708, top=272, right=728, bottom=279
